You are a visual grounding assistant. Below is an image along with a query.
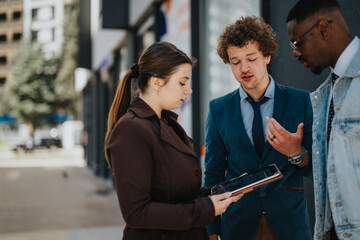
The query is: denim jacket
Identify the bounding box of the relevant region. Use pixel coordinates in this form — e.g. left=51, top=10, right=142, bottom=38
left=311, top=48, right=360, bottom=240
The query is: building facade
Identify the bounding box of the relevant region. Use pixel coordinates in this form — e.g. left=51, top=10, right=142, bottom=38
left=0, top=0, right=23, bottom=86
left=23, top=0, right=64, bottom=58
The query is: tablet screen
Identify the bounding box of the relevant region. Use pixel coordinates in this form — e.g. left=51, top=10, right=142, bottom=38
left=212, top=164, right=281, bottom=194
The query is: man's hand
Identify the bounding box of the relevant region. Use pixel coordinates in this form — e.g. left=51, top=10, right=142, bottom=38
left=265, top=117, right=303, bottom=157
left=265, top=117, right=309, bottom=168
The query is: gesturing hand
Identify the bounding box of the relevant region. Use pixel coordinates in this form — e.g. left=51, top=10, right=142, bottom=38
left=209, top=192, right=243, bottom=216
left=265, top=117, right=303, bottom=157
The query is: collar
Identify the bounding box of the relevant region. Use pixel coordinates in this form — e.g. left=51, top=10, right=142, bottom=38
left=332, top=36, right=359, bottom=76
left=238, top=75, right=275, bottom=103
left=129, top=97, right=179, bottom=121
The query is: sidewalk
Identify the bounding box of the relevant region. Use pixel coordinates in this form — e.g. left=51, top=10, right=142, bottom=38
left=0, top=146, right=125, bottom=239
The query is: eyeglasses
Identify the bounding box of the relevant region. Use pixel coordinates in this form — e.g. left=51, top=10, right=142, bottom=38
left=290, top=19, right=333, bottom=51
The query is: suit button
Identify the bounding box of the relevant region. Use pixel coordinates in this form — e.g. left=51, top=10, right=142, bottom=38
left=343, top=233, right=352, bottom=238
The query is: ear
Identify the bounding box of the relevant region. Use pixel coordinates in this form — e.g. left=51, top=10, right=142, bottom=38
left=318, top=19, right=330, bottom=38
left=149, top=77, right=165, bottom=91
left=265, top=55, right=271, bottom=64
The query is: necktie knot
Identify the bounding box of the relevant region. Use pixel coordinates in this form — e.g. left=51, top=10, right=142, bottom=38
left=247, top=95, right=269, bottom=109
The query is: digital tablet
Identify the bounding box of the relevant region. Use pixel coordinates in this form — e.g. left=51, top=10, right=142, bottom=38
left=211, top=164, right=283, bottom=196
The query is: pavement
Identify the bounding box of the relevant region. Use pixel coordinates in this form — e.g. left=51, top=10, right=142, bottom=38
left=0, top=146, right=125, bottom=240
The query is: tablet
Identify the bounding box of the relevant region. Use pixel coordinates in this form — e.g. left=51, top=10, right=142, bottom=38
left=210, top=164, right=283, bottom=196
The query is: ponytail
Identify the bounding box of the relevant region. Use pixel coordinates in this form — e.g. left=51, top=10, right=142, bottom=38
left=104, top=70, right=133, bottom=166
left=104, top=42, right=194, bottom=167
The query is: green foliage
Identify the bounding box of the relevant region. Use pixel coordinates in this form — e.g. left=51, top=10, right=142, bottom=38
left=2, top=5, right=79, bottom=129
left=6, top=43, right=61, bottom=128
left=55, top=6, right=79, bottom=114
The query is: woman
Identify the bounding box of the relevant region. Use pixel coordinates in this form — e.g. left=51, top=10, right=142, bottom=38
left=104, top=42, right=242, bottom=240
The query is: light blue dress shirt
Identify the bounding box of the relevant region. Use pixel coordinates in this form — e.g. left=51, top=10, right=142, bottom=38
left=238, top=75, right=275, bottom=145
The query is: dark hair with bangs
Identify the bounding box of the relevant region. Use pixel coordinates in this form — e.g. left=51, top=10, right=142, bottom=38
left=286, top=0, right=340, bottom=23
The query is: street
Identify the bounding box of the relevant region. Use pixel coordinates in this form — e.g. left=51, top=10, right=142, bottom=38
left=0, top=146, right=125, bottom=240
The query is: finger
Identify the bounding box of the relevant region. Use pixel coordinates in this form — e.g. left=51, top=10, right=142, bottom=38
left=266, top=117, right=281, bottom=139
left=265, top=122, right=273, bottom=139
left=221, top=196, right=238, bottom=207
left=270, top=118, right=286, bottom=134
left=213, top=192, right=232, bottom=201
left=231, top=193, right=244, bottom=202
left=296, top=123, right=304, bottom=137
left=266, top=119, right=278, bottom=142
left=269, top=118, right=291, bottom=141
left=266, top=127, right=277, bottom=145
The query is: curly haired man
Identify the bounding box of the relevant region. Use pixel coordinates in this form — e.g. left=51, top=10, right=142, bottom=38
left=204, top=16, right=313, bottom=240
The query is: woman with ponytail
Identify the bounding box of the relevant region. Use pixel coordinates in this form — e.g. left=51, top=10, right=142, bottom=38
left=104, top=42, right=242, bottom=240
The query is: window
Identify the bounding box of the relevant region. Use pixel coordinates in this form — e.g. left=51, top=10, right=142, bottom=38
left=0, top=77, right=5, bottom=85
left=0, top=13, right=6, bottom=23
left=31, top=31, right=38, bottom=42
left=13, top=33, right=21, bottom=42
left=51, top=6, right=55, bottom=19
left=0, top=56, right=7, bottom=65
left=32, top=8, right=38, bottom=21
left=12, top=11, right=21, bottom=21
left=0, top=35, right=6, bottom=44
left=51, top=28, right=55, bottom=41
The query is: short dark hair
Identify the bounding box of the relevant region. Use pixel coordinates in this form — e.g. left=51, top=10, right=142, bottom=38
left=286, top=0, right=340, bottom=23
left=217, top=16, right=277, bottom=64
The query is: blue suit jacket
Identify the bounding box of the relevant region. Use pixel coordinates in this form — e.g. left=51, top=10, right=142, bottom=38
left=204, top=83, right=313, bottom=240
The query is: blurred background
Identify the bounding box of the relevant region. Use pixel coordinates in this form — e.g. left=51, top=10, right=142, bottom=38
left=0, top=0, right=359, bottom=239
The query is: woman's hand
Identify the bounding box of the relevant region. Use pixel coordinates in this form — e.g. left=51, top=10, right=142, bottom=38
left=209, top=192, right=243, bottom=216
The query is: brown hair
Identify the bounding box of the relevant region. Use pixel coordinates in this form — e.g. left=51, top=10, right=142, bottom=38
left=104, top=41, right=195, bottom=166
left=217, top=16, right=277, bottom=64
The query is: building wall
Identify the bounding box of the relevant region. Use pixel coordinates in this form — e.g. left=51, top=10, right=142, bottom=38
left=23, top=0, right=63, bottom=58
left=0, top=0, right=23, bottom=85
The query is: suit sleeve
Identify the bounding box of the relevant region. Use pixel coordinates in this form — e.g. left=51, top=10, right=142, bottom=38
left=298, top=92, right=313, bottom=176
left=203, top=102, right=228, bottom=235
left=107, top=119, right=215, bottom=230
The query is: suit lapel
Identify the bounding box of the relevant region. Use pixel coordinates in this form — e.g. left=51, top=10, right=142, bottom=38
left=262, top=83, right=288, bottom=160
left=230, top=91, right=259, bottom=161
left=159, top=120, right=198, bottom=159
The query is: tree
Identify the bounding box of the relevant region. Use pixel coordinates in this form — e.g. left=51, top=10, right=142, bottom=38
left=54, top=6, right=79, bottom=114
left=3, top=5, right=79, bottom=132
left=6, top=43, right=61, bottom=130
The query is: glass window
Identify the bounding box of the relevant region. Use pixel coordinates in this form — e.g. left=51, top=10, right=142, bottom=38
left=31, top=31, right=38, bottom=42
left=12, top=11, right=21, bottom=21
left=51, top=28, right=55, bottom=41
left=51, top=6, right=55, bottom=19
left=32, top=8, right=38, bottom=21
left=13, top=33, right=21, bottom=42
left=0, top=56, right=7, bottom=65
left=0, top=13, right=6, bottom=22
left=0, top=35, right=6, bottom=44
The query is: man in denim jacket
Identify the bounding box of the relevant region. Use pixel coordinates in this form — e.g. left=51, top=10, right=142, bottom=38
left=287, top=0, right=360, bottom=239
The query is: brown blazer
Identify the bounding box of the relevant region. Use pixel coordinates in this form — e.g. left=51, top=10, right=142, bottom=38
left=107, top=98, right=214, bottom=240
